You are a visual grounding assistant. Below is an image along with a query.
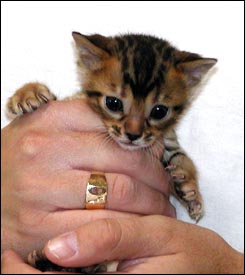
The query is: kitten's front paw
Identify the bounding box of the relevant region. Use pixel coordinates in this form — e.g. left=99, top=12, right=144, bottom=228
left=172, top=172, right=203, bottom=222
left=166, top=155, right=204, bottom=222
left=7, top=82, right=56, bottom=117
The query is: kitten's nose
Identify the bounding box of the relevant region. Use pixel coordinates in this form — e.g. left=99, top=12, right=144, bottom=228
left=126, top=133, right=141, bottom=141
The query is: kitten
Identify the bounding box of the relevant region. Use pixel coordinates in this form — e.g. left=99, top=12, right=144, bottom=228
left=7, top=32, right=217, bottom=272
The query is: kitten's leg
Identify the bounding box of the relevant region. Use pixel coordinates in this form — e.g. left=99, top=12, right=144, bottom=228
left=163, top=129, right=203, bottom=221
left=7, top=82, right=56, bottom=117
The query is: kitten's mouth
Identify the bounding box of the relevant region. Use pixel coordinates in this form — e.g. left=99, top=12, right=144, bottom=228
left=118, top=141, right=142, bottom=151
left=108, top=132, right=153, bottom=151
left=117, top=139, right=154, bottom=151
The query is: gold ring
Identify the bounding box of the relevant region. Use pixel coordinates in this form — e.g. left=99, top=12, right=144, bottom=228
left=85, top=173, right=107, bottom=209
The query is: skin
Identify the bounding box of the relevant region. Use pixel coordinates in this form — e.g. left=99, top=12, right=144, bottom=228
left=1, top=99, right=175, bottom=260
left=2, top=216, right=244, bottom=274
left=2, top=99, right=243, bottom=274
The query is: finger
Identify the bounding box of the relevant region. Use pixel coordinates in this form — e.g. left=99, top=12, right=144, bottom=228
left=47, top=100, right=165, bottom=160
left=1, top=250, right=41, bottom=274
left=39, top=131, right=169, bottom=194
left=44, top=215, right=180, bottom=268
left=19, top=129, right=168, bottom=194
left=13, top=99, right=104, bottom=132
left=44, top=207, right=173, bottom=238
left=14, top=100, right=169, bottom=194
left=40, top=210, right=140, bottom=237
left=105, top=173, right=174, bottom=216
left=36, top=171, right=174, bottom=217
left=49, top=99, right=104, bottom=131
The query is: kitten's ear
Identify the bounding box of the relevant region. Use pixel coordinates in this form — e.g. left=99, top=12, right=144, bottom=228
left=175, top=51, right=217, bottom=87
left=72, top=32, right=111, bottom=70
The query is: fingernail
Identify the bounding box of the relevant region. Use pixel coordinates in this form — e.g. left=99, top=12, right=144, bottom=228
left=47, top=232, right=78, bottom=260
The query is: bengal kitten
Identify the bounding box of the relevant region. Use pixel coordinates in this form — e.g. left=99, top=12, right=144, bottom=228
left=7, top=32, right=217, bottom=272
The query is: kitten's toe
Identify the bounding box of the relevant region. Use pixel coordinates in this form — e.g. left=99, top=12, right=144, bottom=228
left=7, top=82, right=56, bottom=118
left=188, top=199, right=203, bottom=222
left=35, top=84, right=56, bottom=103
left=7, top=100, right=23, bottom=116
left=165, top=164, right=177, bottom=171
left=176, top=181, right=204, bottom=221
left=27, top=249, right=46, bottom=268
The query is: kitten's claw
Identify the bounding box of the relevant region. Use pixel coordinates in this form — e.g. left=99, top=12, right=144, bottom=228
left=172, top=173, right=186, bottom=181
left=165, top=164, right=177, bottom=171
left=188, top=200, right=203, bottom=222
left=7, top=82, right=56, bottom=117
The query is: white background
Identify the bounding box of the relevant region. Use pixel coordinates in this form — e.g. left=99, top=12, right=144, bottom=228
left=1, top=1, right=244, bottom=252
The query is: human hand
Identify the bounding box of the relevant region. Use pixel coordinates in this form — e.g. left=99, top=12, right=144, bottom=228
left=1, top=99, right=174, bottom=259
left=2, top=216, right=243, bottom=274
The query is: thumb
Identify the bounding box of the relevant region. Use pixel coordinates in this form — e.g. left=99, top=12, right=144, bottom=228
left=44, top=215, right=178, bottom=268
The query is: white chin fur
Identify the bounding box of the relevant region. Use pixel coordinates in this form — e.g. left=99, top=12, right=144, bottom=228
left=109, top=134, right=151, bottom=151
left=118, top=143, right=141, bottom=151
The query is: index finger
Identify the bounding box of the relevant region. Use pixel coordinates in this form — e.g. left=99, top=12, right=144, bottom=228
left=8, top=99, right=103, bottom=134
left=36, top=131, right=169, bottom=194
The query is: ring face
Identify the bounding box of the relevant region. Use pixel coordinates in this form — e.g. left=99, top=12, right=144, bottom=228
left=85, top=173, right=107, bottom=209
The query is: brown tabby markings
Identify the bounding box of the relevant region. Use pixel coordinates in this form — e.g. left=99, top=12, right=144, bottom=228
left=78, top=33, right=215, bottom=145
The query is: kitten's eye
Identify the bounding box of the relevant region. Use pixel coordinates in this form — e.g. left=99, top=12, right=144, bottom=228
left=105, top=97, right=123, bottom=112
left=150, top=105, right=168, bottom=120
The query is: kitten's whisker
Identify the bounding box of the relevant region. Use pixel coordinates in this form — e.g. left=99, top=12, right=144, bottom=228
left=93, top=125, right=107, bottom=132
left=155, top=138, right=164, bottom=149
left=155, top=139, right=165, bottom=157
left=92, top=131, right=112, bottom=152
left=94, top=131, right=108, bottom=139
left=141, top=147, right=151, bottom=173
left=143, top=145, right=155, bottom=167
left=100, top=133, right=114, bottom=149
left=143, top=141, right=166, bottom=176
left=93, top=131, right=107, bottom=141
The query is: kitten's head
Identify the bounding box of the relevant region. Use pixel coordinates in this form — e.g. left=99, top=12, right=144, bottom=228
left=73, top=32, right=217, bottom=150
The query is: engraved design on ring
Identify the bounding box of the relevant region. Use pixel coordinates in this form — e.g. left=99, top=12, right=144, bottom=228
left=85, top=173, right=107, bottom=209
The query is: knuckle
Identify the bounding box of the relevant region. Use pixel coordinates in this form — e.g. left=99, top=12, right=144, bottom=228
left=15, top=207, right=35, bottom=231
left=94, top=219, right=122, bottom=252
left=18, top=130, right=47, bottom=159
left=111, top=174, right=136, bottom=205
left=16, top=207, right=29, bottom=228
